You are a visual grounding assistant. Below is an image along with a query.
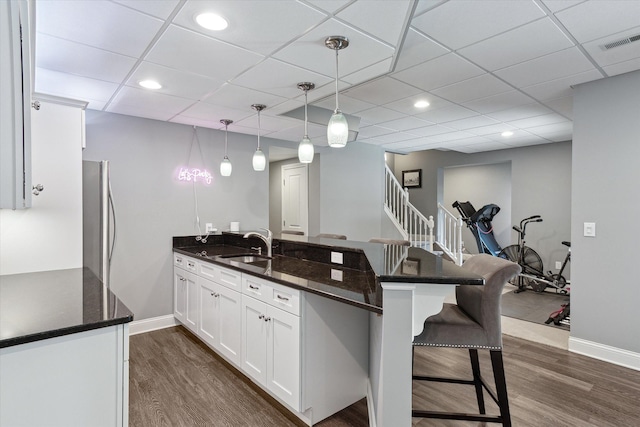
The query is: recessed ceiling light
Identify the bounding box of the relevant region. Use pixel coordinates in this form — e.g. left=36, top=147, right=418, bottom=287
left=196, top=12, right=228, bottom=31
left=501, top=131, right=514, bottom=137
left=139, top=80, right=162, bottom=90
left=414, top=100, right=430, bottom=108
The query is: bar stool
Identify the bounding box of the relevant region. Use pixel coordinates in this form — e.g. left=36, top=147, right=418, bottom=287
left=316, top=233, right=347, bottom=240
left=412, top=254, right=521, bottom=426
left=281, top=230, right=304, bottom=236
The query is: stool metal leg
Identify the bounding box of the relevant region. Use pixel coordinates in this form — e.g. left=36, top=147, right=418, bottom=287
left=490, top=350, right=511, bottom=427
left=469, top=349, right=486, bottom=414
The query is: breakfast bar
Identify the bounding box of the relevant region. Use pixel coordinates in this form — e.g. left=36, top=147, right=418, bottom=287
left=173, top=232, right=483, bottom=426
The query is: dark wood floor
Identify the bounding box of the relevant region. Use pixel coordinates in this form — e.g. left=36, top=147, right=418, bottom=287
left=129, top=326, right=640, bottom=426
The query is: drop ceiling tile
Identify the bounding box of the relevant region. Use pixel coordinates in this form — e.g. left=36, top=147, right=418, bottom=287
left=462, top=90, right=535, bottom=114
left=485, top=103, right=553, bottom=121
left=342, top=58, right=394, bottom=85
left=126, top=62, right=226, bottom=100
left=466, top=123, right=517, bottom=137
left=357, top=106, right=405, bottom=125
left=410, top=0, right=545, bottom=50
left=172, top=1, right=328, bottom=56
left=305, top=0, right=352, bottom=14
left=426, top=130, right=476, bottom=143
left=108, top=86, right=196, bottom=120
left=392, top=53, right=485, bottom=91
left=502, top=136, right=553, bottom=148
left=36, top=0, right=163, bottom=57
left=267, top=99, right=304, bottom=116
left=603, top=57, right=640, bottom=77
left=178, top=102, right=254, bottom=124
left=342, top=77, right=424, bottom=105
left=525, top=121, right=573, bottom=139
left=413, top=0, right=448, bottom=17
left=112, top=0, right=180, bottom=19
left=543, top=96, right=573, bottom=119
left=495, top=47, right=596, bottom=87
left=454, top=141, right=510, bottom=153
left=582, top=26, right=640, bottom=68
left=107, top=103, right=180, bottom=122
left=368, top=132, right=424, bottom=144
left=337, top=0, right=412, bottom=45
left=170, top=115, right=226, bottom=130
left=404, top=124, right=457, bottom=138
left=458, top=18, right=574, bottom=71
left=521, top=69, right=602, bottom=101
left=378, top=116, right=434, bottom=132
left=555, top=0, right=640, bottom=43
left=358, top=125, right=396, bottom=139
left=35, top=33, right=137, bottom=84
left=312, top=94, right=376, bottom=114
left=231, top=58, right=333, bottom=99
left=539, top=1, right=586, bottom=13
left=146, top=25, right=264, bottom=80
left=272, top=18, right=394, bottom=78
left=415, top=104, right=478, bottom=124
left=35, top=67, right=120, bottom=106
left=233, top=114, right=300, bottom=133
left=444, top=115, right=501, bottom=131
left=431, top=74, right=513, bottom=104
left=394, top=28, right=450, bottom=72
left=507, top=114, right=570, bottom=130
left=202, top=84, right=289, bottom=111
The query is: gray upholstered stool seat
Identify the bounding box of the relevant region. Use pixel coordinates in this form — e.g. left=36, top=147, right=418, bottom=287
left=368, top=237, right=411, bottom=246
left=412, top=254, right=521, bottom=426
left=316, top=233, right=347, bottom=240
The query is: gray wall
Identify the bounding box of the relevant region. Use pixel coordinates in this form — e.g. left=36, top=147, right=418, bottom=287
left=392, top=142, right=572, bottom=273
left=84, top=111, right=384, bottom=321
left=572, top=71, right=640, bottom=354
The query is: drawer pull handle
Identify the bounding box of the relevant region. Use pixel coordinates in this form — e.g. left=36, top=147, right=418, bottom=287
left=249, top=284, right=259, bottom=290
left=276, top=295, right=290, bottom=302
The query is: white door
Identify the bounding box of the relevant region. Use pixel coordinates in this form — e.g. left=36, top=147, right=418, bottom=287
left=185, top=271, right=199, bottom=333
left=266, top=305, right=300, bottom=410
left=174, top=268, right=187, bottom=324
left=281, top=163, right=308, bottom=235
left=198, top=278, right=219, bottom=349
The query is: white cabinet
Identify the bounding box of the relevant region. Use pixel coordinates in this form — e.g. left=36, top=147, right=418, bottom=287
left=0, top=0, right=33, bottom=209
left=173, top=254, right=198, bottom=333
left=199, top=276, right=241, bottom=366
left=241, top=276, right=301, bottom=411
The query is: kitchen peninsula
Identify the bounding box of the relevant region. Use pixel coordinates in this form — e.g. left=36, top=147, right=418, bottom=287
left=173, top=232, right=483, bottom=426
left=0, top=268, right=133, bottom=427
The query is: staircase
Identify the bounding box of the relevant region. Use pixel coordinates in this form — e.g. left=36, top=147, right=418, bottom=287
left=384, top=165, right=465, bottom=265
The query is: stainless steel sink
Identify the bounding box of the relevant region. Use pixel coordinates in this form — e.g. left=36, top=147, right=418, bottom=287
left=219, top=253, right=271, bottom=264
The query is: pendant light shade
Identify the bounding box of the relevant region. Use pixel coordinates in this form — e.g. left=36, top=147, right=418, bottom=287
left=297, top=82, right=315, bottom=163
left=325, top=36, right=349, bottom=148
left=220, top=119, right=233, bottom=177
left=251, top=104, right=267, bottom=171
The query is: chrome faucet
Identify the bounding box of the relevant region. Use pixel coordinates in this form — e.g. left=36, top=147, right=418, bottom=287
left=243, top=228, right=273, bottom=257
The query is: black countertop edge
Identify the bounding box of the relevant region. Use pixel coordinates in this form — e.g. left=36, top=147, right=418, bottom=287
left=0, top=316, right=133, bottom=349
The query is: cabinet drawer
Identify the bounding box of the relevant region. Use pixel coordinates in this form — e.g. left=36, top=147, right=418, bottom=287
left=269, top=282, right=300, bottom=316
left=198, top=262, right=216, bottom=281
left=216, top=266, right=242, bottom=291
left=184, top=257, right=197, bottom=273
left=242, top=275, right=271, bottom=303
left=174, top=253, right=186, bottom=269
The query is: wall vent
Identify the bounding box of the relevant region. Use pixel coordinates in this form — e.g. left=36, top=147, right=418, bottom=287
left=602, top=34, right=640, bottom=50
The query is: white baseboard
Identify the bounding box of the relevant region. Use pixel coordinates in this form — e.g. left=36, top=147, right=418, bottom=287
left=128, top=315, right=178, bottom=336
left=569, top=337, right=640, bottom=371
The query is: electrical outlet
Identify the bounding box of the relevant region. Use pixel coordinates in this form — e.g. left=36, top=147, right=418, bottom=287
left=205, top=223, right=215, bottom=233
left=331, top=251, right=344, bottom=264
left=555, top=261, right=562, bottom=270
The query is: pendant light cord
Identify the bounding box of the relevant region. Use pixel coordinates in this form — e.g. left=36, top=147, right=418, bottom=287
left=334, top=48, right=340, bottom=112
left=257, top=110, right=261, bottom=149
left=304, top=89, right=309, bottom=136
left=224, top=122, right=228, bottom=156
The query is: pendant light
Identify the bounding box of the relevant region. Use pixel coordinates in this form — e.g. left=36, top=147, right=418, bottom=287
left=325, top=36, right=349, bottom=148
left=297, top=82, right=315, bottom=163
left=220, top=119, right=233, bottom=177
left=251, top=104, right=266, bottom=171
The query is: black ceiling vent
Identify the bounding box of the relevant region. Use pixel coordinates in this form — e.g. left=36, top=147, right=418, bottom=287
left=602, top=33, right=640, bottom=50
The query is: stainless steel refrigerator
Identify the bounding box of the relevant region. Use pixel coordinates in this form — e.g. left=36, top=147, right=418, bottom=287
left=82, top=160, right=115, bottom=288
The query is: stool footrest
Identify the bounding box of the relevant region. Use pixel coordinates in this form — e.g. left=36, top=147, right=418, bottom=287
left=412, top=375, right=475, bottom=385
left=412, top=409, right=503, bottom=423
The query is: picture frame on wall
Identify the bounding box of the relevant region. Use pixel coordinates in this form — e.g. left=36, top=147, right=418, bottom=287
left=402, top=169, right=422, bottom=188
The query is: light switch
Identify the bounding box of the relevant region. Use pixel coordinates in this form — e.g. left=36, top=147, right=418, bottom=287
left=584, top=222, right=596, bottom=237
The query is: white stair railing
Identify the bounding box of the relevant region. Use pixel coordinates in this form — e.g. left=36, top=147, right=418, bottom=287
left=384, top=165, right=465, bottom=264
left=437, top=203, right=464, bottom=265
left=384, top=165, right=434, bottom=251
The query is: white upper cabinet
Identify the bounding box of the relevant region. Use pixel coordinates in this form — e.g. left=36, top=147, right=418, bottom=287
left=1, top=0, right=33, bottom=209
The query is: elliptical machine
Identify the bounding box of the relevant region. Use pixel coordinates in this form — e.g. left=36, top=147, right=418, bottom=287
left=452, top=201, right=503, bottom=256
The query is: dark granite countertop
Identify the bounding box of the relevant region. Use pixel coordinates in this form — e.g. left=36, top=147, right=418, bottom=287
left=0, top=268, right=134, bottom=348
left=173, top=233, right=484, bottom=314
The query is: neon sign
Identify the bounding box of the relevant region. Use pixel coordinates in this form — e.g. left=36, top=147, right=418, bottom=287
left=178, top=168, right=213, bottom=185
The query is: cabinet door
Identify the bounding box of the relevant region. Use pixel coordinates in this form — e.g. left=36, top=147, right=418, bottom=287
left=267, top=305, right=300, bottom=411
left=241, top=295, right=267, bottom=385
left=185, top=271, right=198, bottom=333
left=217, top=284, right=241, bottom=366
left=198, top=278, right=219, bottom=349
left=174, top=268, right=187, bottom=324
